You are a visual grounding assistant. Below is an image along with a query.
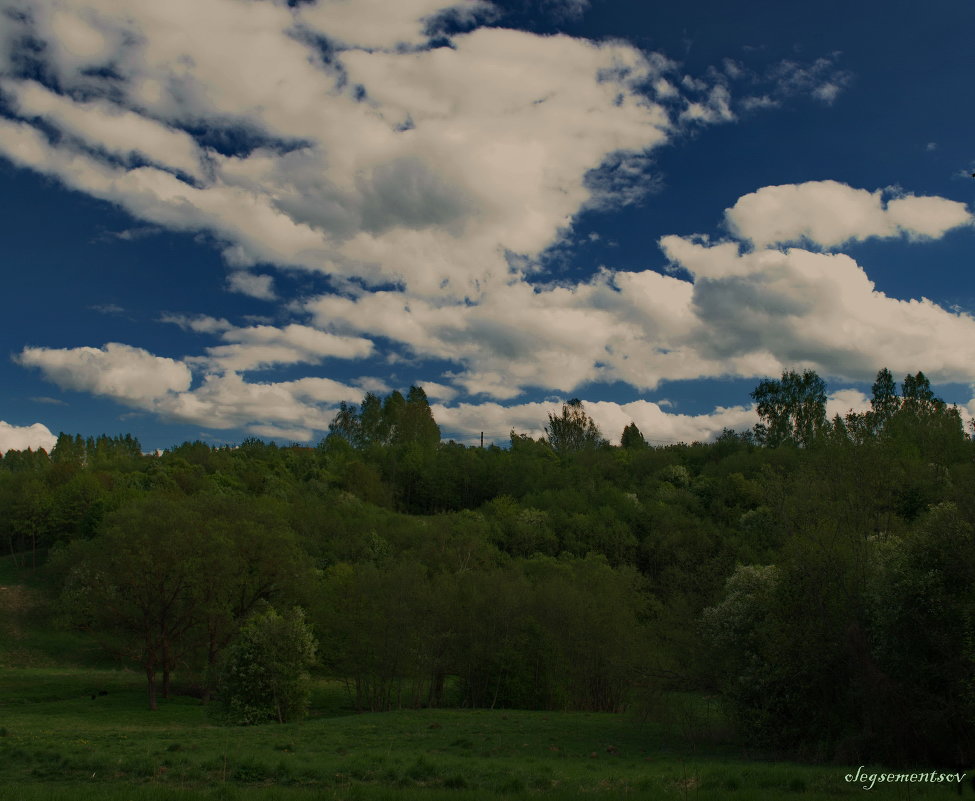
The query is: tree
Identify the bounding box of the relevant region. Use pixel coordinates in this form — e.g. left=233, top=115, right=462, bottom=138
left=865, top=503, right=975, bottom=762
left=620, top=422, right=648, bottom=449
left=397, top=386, right=441, bottom=449
left=751, top=369, right=827, bottom=448
left=58, top=492, right=310, bottom=709
left=545, top=399, right=606, bottom=454
left=869, top=368, right=900, bottom=432
left=59, top=493, right=203, bottom=709
left=213, top=606, right=317, bottom=725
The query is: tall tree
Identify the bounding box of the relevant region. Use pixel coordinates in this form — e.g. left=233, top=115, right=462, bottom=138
left=397, top=386, right=441, bottom=449
left=545, top=399, right=606, bottom=454
left=620, top=422, right=648, bottom=449
left=869, top=368, right=900, bottom=432
left=751, top=369, right=828, bottom=448
left=60, top=493, right=202, bottom=709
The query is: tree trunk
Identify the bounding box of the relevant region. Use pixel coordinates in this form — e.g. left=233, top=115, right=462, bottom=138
left=146, top=667, right=158, bottom=711
left=162, top=638, right=172, bottom=698
left=203, top=627, right=219, bottom=703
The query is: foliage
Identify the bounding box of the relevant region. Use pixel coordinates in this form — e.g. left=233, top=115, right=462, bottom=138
left=545, top=399, right=607, bottom=454
left=2, top=371, right=973, bottom=765
left=751, top=369, right=828, bottom=447
left=213, top=606, right=317, bottom=725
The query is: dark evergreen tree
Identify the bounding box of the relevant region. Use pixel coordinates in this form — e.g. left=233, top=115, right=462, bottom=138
left=620, top=422, right=647, bottom=449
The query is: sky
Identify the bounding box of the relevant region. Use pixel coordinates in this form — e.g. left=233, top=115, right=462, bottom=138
left=1, top=0, right=974, bottom=453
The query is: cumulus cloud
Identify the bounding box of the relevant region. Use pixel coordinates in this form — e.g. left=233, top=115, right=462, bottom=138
left=826, top=389, right=871, bottom=420
left=725, top=181, right=972, bottom=248
left=160, top=314, right=233, bottom=334
left=0, top=0, right=674, bottom=299
left=0, top=421, right=58, bottom=454
left=432, top=399, right=756, bottom=445
left=660, top=234, right=975, bottom=382
left=5, top=2, right=971, bottom=446
left=228, top=272, right=276, bottom=301
left=1, top=79, right=204, bottom=178
left=305, top=180, right=975, bottom=399
left=299, top=0, right=494, bottom=49
left=306, top=268, right=710, bottom=398
left=17, top=343, right=192, bottom=403
left=15, top=340, right=378, bottom=442
left=194, top=324, right=375, bottom=372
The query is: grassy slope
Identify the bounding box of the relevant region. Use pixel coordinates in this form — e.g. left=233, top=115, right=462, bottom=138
left=0, top=556, right=958, bottom=800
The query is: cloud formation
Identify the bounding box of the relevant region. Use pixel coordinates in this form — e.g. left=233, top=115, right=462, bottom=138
left=726, top=181, right=972, bottom=248
left=0, top=421, right=58, bottom=454
left=18, top=343, right=192, bottom=403
left=433, top=399, right=757, bottom=446
left=0, top=0, right=673, bottom=299
left=3, top=1, right=972, bottom=446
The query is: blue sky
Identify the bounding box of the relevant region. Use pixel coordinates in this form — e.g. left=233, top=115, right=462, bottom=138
left=1, top=0, right=974, bottom=453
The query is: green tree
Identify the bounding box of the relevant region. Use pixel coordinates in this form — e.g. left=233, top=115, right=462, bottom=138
left=213, top=606, right=317, bottom=725
left=869, top=367, right=900, bottom=432
left=59, top=493, right=203, bottom=709
left=865, top=503, right=975, bottom=762
left=751, top=369, right=827, bottom=448
left=398, top=386, right=441, bottom=449
left=57, top=491, right=310, bottom=709
left=620, top=422, right=648, bottom=449
left=545, top=399, right=606, bottom=454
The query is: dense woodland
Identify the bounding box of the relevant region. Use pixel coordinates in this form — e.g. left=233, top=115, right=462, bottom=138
left=1, top=369, right=973, bottom=768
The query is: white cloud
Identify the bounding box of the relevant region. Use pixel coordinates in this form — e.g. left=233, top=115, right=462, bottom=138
left=660, top=234, right=975, bottom=383
left=884, top=195, right=973, bottom=240
left=227, top=272, right=276, bottom=301
left=194, top=324, right=374, bottom=372
left=15, top=340, right=375, bottom=442
left=725, top=181, right=972, bottom=248
left=826, top=389, right=871, bottom=419
left=246, top=424, right=315, bottom=442
left=770, top=56, right=851, bottom=105
left=418, top=381, right=458, bottom=402
left=0, top=421, right=58, bottom=454
left=0, top=1, right=674, bottom=299
left=432, top=398, right=756, bottom=445
left=17, top=343, right=192, bottom=403
left=2, top=79, right=204, bottom=178
left=160, top=314, right=233, bottom=334
left=298, top=0, right=494, bottom=50
left=306, top=180, right=975, bottom=400
left=680, top=84, right=735, bottom=124
left=306, top=268, right=710, bottom=398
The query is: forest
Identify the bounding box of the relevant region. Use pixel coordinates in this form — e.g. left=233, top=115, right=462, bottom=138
left=1, top=368, right=973, bottom=770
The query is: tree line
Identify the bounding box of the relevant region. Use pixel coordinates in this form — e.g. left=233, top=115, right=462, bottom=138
left=1, top=374, right=973, bottom=765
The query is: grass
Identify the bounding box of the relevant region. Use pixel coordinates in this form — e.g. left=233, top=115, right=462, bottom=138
left=0, top=669, right=952, bottom=800
left=0, top=555, right=965, bottom=800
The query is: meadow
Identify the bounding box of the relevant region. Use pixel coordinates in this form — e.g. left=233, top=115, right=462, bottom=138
left=0, top=555, right=950, bottom=801
left=0, top=666, right=873, bottom=801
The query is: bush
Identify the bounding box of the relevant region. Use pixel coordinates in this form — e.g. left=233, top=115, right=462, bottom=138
left=212, top=606, right=317, bottom=725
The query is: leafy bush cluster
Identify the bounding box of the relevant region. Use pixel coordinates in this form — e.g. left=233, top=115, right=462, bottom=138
left=212, top=607, right=316, bottom=725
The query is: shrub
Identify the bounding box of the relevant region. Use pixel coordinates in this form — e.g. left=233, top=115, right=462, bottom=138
left=212, top=606, right=317, bottom=725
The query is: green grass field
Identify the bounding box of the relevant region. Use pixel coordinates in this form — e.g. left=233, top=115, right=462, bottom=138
left=0, top=556, right=964, bottom=800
